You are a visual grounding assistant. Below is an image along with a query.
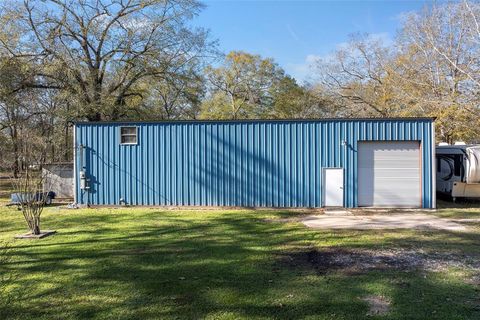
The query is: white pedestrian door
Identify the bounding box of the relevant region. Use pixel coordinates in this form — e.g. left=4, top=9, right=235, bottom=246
left=324, top=168, right=344, bottom=207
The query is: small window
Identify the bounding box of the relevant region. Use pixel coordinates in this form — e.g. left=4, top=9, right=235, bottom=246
left=120, top=126, right=138, bottom=145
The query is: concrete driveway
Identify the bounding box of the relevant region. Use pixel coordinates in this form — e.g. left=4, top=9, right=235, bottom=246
left=302, top=212, right=469, bottom=231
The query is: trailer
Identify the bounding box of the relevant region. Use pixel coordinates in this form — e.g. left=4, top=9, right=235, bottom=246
left=436, top=144, right=480, bottom=201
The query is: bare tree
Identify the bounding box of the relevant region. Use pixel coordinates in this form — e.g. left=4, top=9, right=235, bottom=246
left=401, top=1, right=480, bottom=97
left=314, top=34, right=397, bottom=117
left=396, top=0, right=480, bottom=142
left=139, top=63, right=206, bottom=120
left=0, top=0, right=215, bottom=121
left=0, top=58, right=44, bottom=176
left=313, top=2, right=480, bottom=142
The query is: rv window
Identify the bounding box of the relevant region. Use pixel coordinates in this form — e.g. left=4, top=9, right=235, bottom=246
left=120, top=126, right=138, bottom=145
left=454, top=155, right=462, bottom=176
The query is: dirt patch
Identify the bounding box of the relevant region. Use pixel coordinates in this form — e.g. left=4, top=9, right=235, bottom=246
left=277, top=247, right=480, bottom=275
left=264, top=215, right=311, bottom=223
left=361, top=295, right=390, bottom=316
left=350, top=208, right=425, bottom=216
left=263, top=209, right=323, bottom=223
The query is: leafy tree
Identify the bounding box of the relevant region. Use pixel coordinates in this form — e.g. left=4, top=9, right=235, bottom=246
left=198, top=91, right=233, bottom=120
left=201, top=51, right=285, bottom=119
left=201, top=51, right=331, bottom=120
left=137, top=64, right=206, bottom=120
left=269, top=76, right=306, bottom=118
left=269, top=76, right=333, bottom=119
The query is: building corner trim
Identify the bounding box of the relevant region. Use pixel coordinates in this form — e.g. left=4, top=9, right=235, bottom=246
left=73, top=124, right=77, bottom=204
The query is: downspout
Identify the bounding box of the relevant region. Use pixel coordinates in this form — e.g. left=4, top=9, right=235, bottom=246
left=73, top=123, right=77, bottom=205
left=78, top=144, right=90, bottom=207
left=431, top=121, right=436, bottom=209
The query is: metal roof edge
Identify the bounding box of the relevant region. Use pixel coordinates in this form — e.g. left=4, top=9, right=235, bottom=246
left=73, top=116, right=436, bottom=125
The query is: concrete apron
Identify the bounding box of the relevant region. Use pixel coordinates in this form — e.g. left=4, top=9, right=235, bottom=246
left=302, top=213, right=468, bottom=231
left=323, top=208, right=353, bottom=216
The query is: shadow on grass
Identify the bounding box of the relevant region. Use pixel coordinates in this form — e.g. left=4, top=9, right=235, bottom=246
left=1, top=209, right=479, bottom=319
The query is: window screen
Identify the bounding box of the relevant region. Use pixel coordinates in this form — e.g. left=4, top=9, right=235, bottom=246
left=120, top=126, right=137, bottom=144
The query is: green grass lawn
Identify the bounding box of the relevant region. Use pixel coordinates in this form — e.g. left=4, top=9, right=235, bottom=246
left=0, top=203, right=479, bottom=319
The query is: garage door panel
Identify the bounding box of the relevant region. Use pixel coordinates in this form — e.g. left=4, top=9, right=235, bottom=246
left=374, top=173, right=420, bottom=179
left=364, top=181, right=419, bottom=187
left=358, top=187, right=419, bottom=196
left=373, top=168, right=420, bottom=173
left=359, top=169, right=420, bottom=177
left=371, top=161, right=419, bottom=168
left=358, top=141, right=421, bottom=207
left=368, top=196, right=420, bottom=207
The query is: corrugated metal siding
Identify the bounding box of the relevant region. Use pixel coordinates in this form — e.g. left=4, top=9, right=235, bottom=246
left=75, top=119, right=435, bottom=208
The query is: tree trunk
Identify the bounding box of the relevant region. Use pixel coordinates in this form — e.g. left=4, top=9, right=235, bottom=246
left=11, top=126, right=19, bottom=178
left=32, top=223, right=40, bottom=235
left=64, top=124, right=70, bottom=161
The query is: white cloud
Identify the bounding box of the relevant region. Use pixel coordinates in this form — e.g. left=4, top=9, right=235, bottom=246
left=286, top=54, right=322, bottom=83
left=285, top=32, right=393, bottom=83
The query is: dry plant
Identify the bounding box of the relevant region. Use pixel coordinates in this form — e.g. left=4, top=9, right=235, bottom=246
left=10, top=131, right=52, bottom=235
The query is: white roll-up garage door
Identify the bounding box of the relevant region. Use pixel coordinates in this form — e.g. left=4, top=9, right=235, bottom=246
left=358, top=141, right=421, bottom=207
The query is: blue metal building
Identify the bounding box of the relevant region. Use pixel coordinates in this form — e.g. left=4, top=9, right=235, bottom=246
left=74, top=118, right=436, bottom=208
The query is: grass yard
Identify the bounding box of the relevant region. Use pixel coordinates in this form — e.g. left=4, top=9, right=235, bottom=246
left=0, top=202, right=479, bottom=319
left=0, top=175, right=13, bottom=205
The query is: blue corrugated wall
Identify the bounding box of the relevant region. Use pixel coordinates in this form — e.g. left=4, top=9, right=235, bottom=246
left=75, top=119, right=435, bottom=208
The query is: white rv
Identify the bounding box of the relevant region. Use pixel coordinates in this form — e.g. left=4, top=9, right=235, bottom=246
left=436, top=144, right=480, bottom=201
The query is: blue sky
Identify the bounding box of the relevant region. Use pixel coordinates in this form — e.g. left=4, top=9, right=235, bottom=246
left=193, top=0, right=433, bottom=82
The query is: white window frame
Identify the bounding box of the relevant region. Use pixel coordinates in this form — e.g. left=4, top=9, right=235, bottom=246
left=119, top=126, right=138, bottom=145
